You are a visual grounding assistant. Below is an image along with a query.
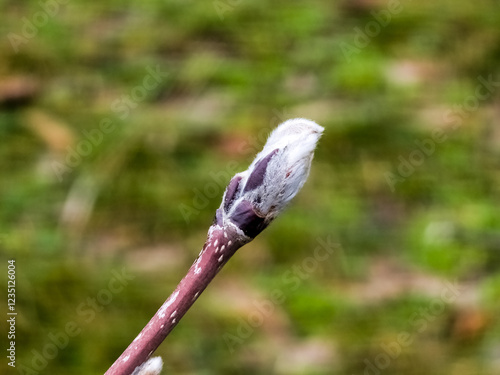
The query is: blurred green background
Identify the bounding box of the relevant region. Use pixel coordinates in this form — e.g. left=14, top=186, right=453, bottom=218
left=1, top=0, right=500, bottom=374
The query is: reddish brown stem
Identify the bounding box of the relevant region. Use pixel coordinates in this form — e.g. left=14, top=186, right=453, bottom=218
left=104, top=224, right=247, bottom=375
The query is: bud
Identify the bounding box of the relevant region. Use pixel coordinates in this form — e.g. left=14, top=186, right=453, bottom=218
left=132, top=356, right=163, bottom=375
left=217, top=118, right=324, bottom=238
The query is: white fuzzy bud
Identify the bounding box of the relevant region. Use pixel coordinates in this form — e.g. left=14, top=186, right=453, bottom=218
left=217, top=118, right=324, bottom=238
left=132, top=357, right=163, bottom=375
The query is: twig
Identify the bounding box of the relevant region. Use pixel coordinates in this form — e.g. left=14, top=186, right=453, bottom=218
left=104, top=118, right=324, bottom=375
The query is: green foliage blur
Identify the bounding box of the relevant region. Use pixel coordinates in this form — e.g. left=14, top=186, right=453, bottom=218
left=1, top=0, right=500, bottom=374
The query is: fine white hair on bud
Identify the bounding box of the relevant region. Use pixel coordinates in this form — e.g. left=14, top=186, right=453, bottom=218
left=216, top=118, right=324, bottom=238
left=132, top=356, right=163, bottom=375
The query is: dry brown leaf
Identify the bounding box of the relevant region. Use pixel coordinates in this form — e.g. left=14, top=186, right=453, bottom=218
left=24, top=109, right=75, bottom=153
left=0, top=75, right=40, bottom=106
